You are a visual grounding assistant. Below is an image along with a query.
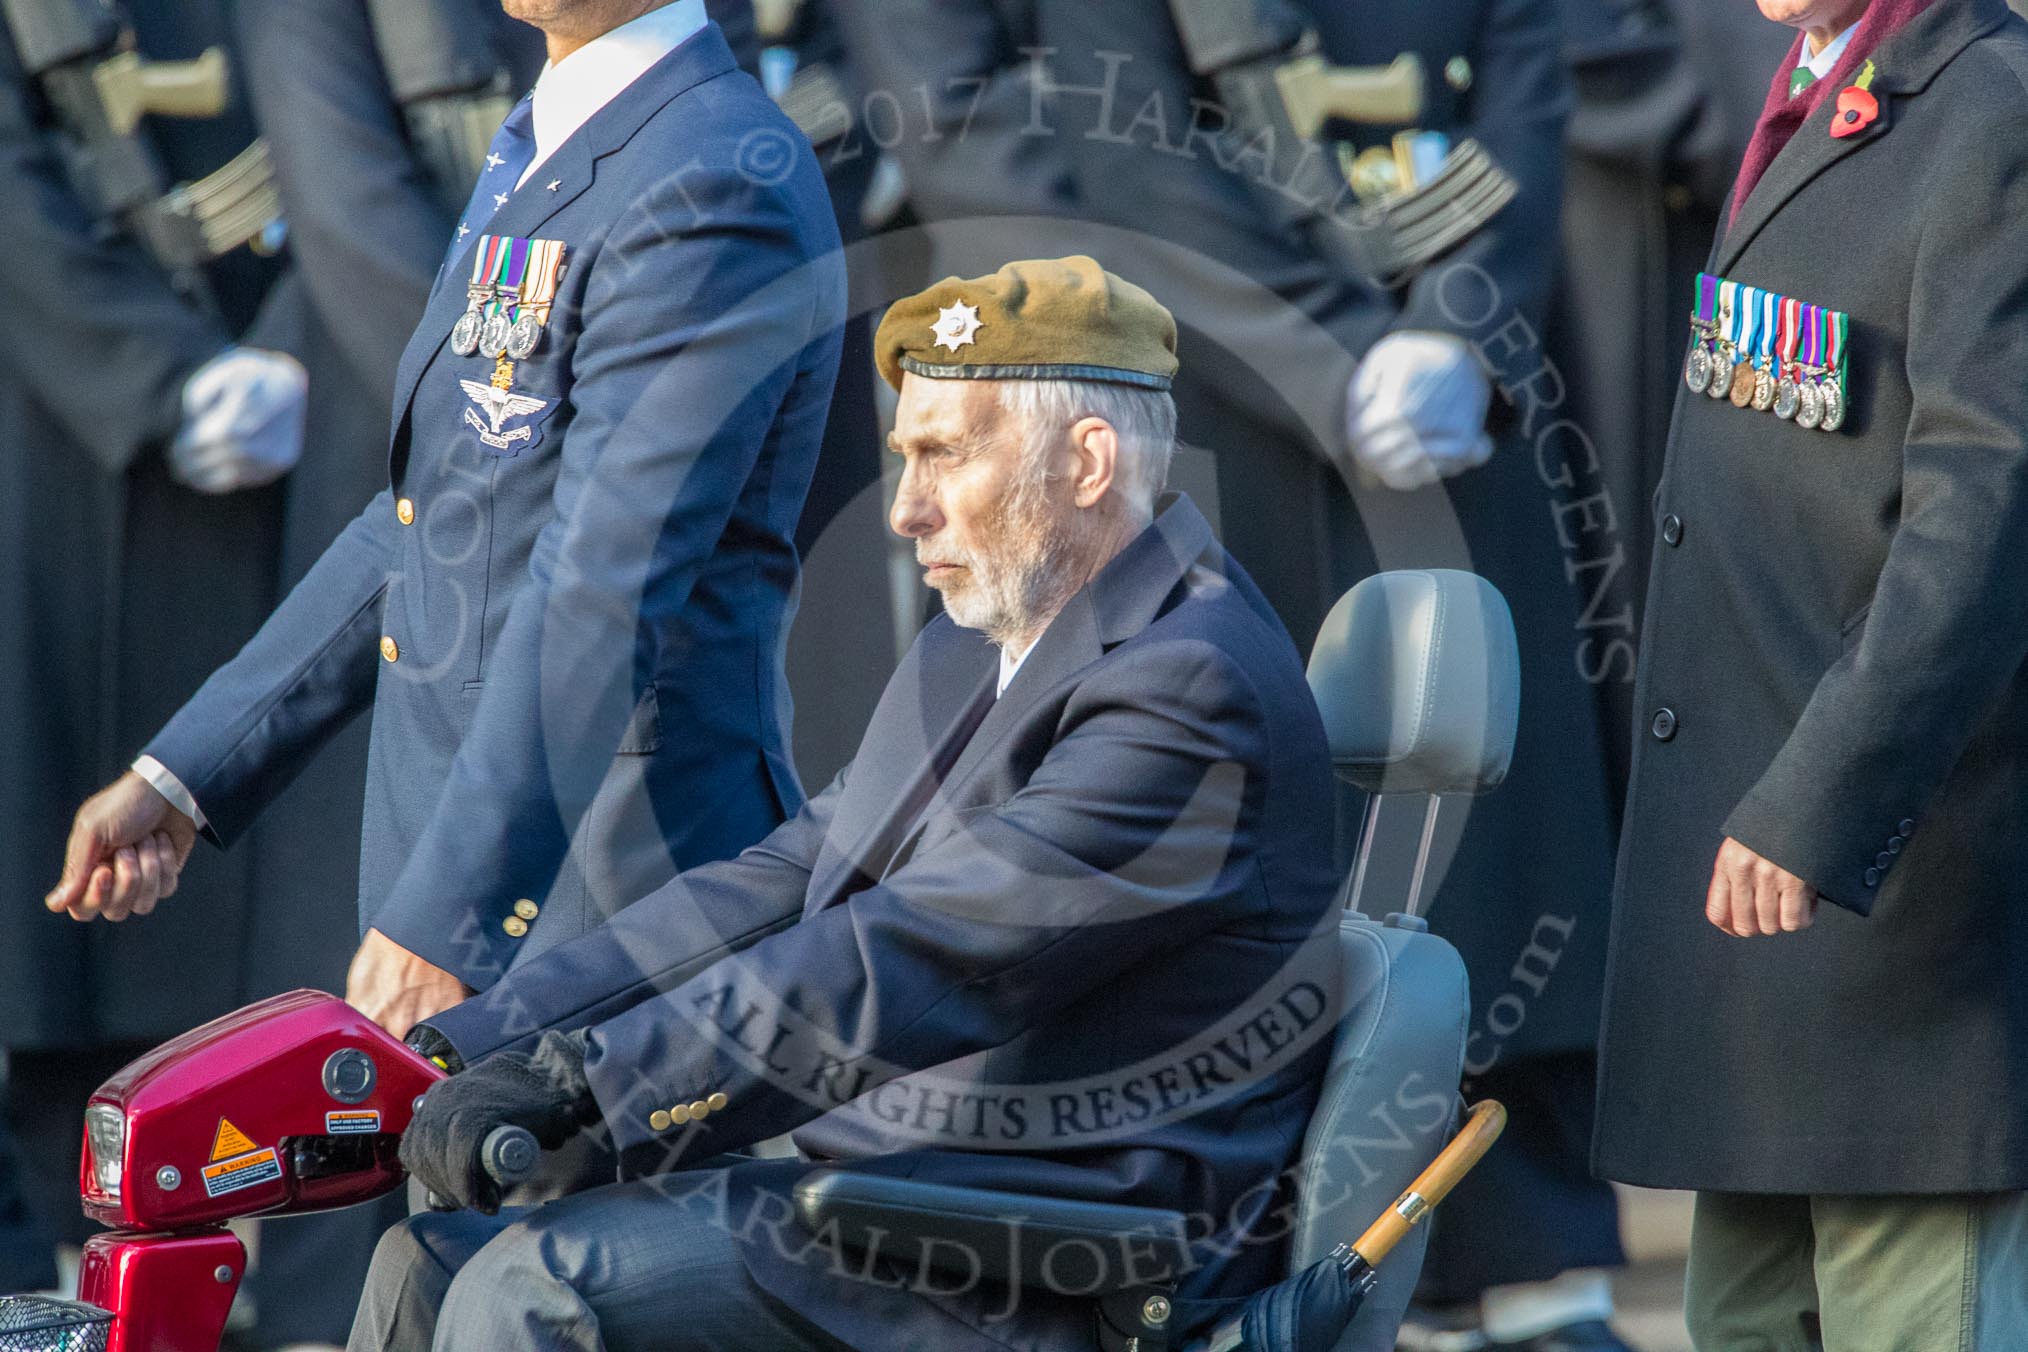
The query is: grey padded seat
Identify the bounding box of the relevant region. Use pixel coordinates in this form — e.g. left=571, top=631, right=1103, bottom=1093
left=1297, top=569, right=1520, bottom=1352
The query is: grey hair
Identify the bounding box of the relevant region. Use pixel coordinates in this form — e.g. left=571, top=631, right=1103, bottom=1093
left=994, top=378, right=1177, bottom=519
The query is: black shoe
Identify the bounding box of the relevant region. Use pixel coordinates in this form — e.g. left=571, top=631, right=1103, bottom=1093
left=1489, top=1319, right=1636, bottom=1352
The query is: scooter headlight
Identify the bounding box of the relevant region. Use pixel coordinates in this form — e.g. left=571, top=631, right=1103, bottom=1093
left=83, top=1104, right=125, bottom=1200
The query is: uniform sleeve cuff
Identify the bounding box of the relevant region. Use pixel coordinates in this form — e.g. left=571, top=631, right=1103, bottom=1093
left=132, top=754, right=208, bottom=833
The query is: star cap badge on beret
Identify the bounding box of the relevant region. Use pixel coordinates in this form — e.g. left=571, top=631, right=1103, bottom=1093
left=875, top=255, right=1179, bottom=393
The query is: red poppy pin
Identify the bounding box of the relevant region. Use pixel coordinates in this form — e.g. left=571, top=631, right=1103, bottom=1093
left=1832, top=60, right=1879, bottom=139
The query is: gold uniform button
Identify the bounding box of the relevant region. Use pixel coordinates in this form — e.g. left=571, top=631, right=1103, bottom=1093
left=380, top=635, right=399, bottom=662
left=513, top=898, right=539, bottom=921
left=706, top=1092, right=728, bottom=1113
left=395, top=498, right=416, bottom=525
left=689, top=1100, right=711, bottom=1120
left=669, top=1104, right=691, bottom=1125
left=649, top=1109, right=672, bottom=1132
left=502, top=915, right=529, bottom=938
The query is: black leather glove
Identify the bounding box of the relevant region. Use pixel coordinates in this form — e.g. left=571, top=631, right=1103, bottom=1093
left=403, top=1022, right=466, bottom=1075
left=398, top=1028, right=599, bottom=1214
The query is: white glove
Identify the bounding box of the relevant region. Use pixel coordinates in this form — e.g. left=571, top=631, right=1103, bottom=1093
left=1342, top=331, right=1494, bottom=492
left=169, top=346, right=309, bottom=494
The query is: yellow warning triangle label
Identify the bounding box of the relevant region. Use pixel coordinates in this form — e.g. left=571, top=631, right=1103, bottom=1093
left=210, top=1118, right=258, bottom=1162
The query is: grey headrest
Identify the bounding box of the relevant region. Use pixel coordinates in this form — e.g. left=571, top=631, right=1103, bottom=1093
left=1306, top=569, right=1518, bottom=796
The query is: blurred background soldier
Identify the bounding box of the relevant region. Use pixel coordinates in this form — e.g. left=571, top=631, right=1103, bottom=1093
left=0, top=0, right=308, bottom=1312
left=828, top=0, right=1628, bottom=1347
left=1545, top=0, right=1789, bottom=810
left=746, top=0, right=892, bottom=789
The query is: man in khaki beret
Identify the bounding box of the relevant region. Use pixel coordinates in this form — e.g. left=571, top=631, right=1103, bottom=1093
left=353, top=255, right=1344, bottom=1352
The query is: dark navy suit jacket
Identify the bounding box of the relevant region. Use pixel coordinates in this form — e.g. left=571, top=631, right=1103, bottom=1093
left=147, top=25, right=845, bottom=988
left=430, top=494, right=1343, bottom=1350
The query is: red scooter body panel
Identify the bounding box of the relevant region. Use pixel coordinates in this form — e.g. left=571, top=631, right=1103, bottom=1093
left=78, top=1229, right=244, bottom=1352
left=81, top=989, right=444, bottom=1230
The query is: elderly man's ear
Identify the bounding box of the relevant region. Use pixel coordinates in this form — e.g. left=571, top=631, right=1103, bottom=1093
left=1069, top=416, right=1119, bottom=508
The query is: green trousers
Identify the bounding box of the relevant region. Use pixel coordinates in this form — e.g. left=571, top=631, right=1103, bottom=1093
left=1685, top=1191, right=2028, bottom=1352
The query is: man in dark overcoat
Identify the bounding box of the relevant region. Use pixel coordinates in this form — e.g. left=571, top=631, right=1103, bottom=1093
left=827, top=2, right=1628, bottom=1345
left=1596, top=0, right=2028, bottom=1342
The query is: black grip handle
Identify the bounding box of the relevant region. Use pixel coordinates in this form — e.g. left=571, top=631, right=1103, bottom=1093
left=481, top=1124, right=539, bottom=1186
left=424, top=1124, right=540, bottom=1211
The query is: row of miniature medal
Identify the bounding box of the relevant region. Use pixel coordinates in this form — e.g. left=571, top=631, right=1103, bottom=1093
left=450, top=235, right=567, bottom=362
left=1683, top=273, right=1849, bottom=432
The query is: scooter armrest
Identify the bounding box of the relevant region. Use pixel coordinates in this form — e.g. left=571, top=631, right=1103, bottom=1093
left=791, top=1170, right=1191, bottom=1294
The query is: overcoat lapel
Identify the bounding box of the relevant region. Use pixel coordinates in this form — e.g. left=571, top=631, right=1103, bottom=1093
left=1713, top=0, right=2007, bottom=276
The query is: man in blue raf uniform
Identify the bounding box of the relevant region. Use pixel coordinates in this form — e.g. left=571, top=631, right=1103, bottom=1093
left=359, top=257, right=1342, bottom=1352
left=43, top=0, right=845, bottom=1039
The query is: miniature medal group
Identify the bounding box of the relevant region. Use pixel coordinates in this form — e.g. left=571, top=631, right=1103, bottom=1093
left=451, top=234, right=566, bottom=364
left=1683, top=273, right=1850, bottom=433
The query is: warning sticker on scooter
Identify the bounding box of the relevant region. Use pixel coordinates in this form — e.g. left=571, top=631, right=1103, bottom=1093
left=201, top=1148, right=282, bottom=1198
left=326, top=1110, right=381, bottom=1135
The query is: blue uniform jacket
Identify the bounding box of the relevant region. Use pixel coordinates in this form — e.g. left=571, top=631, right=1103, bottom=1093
left=429, top=494, right=1344, bottom=1350
left=147, top=25, right=845, bottom=988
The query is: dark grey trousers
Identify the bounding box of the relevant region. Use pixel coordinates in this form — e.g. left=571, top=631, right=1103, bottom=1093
left=347, top=1170, right=854, bottom=1352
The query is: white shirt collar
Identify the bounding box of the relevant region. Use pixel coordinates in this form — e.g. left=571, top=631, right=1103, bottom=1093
left=520, top=0, right=707, bottom=187
left=997, top=643, right=1030, bottom=698
left=1801, top=23, right=1858, bottom=84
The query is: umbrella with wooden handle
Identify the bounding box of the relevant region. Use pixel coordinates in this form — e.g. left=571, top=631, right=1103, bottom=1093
left=1187, top=1099, right=1509, bottom=1352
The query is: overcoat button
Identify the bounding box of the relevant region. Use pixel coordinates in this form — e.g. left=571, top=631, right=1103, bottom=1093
left=502, top=916, right=528, bottom=938
left=395, top=498, right=415, bottom=525
left=649, top=1110, right=671, bottom=1132
left=1876, top=852, right=1892, bottom=869
left=1650, top=708, right=1677, bottom=741
left=1864, top=867, right=1880, bottom=887
left=1661, top=514, right=1683, bottom=546
left=380, top=636, right=399, bottom=662
left=706, top=1092, right=728, bottom=1112
left=1887, top=837, right=1903, bottom=853
left=513, top=898, right=539, bottom=921
left=669, top=1104, right=691, bottom=1125
left=1900, top=818, right=1916, bottom=835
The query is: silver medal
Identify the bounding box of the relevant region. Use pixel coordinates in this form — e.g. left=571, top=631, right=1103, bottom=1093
left=450, top=308, right=484, bottom=358
left=480, top=311, right=513, bottom=359
left=506, top=312, right=543, bottom=361
left=1774, top=376, right=1799, bottom=421
left=1796, top=380, right=1824, bottom=430
left=1686, top=344, right=1712, bottom=395
left=1818, top=382, right=1844, bottom=432
left=1752, top=367, right=1776, bottom=412
left=1707, top=343, right=1734, bottom=398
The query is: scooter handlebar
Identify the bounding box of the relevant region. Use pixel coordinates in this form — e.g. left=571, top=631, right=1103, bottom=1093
left=423, top=1124, right=541, bottom=1211
left=480, top=1124, right=539, bottom=1186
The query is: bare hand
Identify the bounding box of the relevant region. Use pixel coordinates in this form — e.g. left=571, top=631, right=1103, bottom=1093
left=46, top=771, right=196, bottom=923
left=1707, top=836, right=1818, bottom=937
left=347, top=928, right=471, bottom=1038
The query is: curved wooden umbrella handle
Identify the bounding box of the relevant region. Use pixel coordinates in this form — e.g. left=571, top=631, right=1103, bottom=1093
left=1350, top=1098, right=1507, bottom=1267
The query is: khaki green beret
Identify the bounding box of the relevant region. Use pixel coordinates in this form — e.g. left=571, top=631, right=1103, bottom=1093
left=874, top=255, right=1179, bottom=393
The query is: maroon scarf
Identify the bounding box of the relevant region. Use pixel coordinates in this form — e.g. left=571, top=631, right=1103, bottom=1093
left=1727, top=0, right=1941, bottom=226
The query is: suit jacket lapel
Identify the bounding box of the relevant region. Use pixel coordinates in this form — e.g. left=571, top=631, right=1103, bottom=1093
left=388, top=26, right=739, bottom=436
left=1714, top=0, right=2007, bottom=275
left=802, top=626, right=997, bottom=913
